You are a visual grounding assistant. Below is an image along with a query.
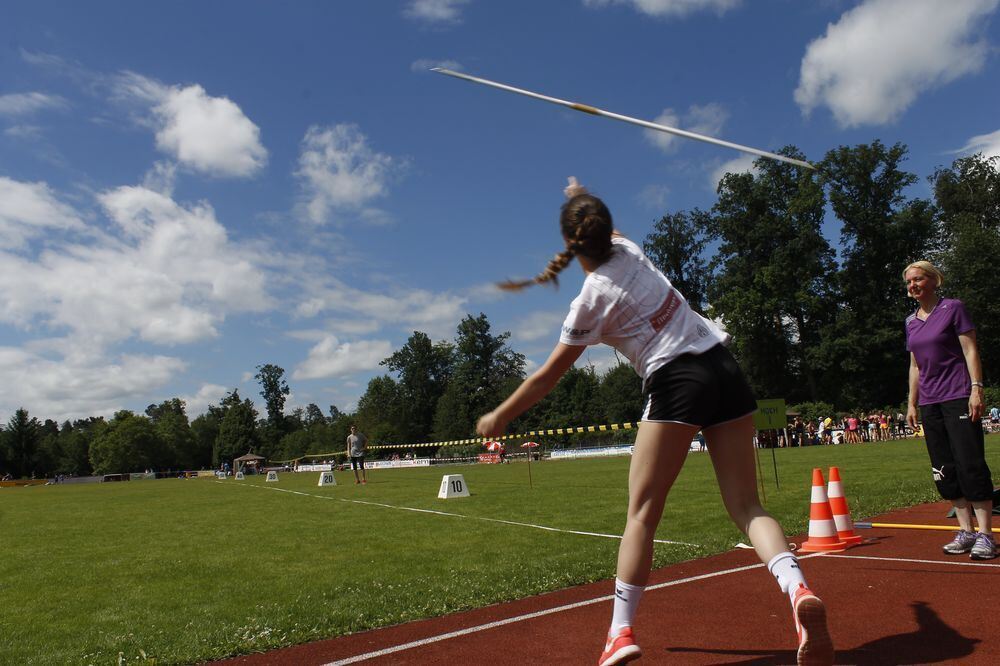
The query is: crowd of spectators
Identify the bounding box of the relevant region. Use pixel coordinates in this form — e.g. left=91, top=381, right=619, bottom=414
left=755, top=410, right=969, bottom=448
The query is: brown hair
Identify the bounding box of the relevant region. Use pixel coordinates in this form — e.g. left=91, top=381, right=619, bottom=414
left=499, top=192, right=615, bottom=291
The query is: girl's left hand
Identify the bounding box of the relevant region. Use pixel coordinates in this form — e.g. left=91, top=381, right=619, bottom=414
left=477, top=411, right=508, bottom=437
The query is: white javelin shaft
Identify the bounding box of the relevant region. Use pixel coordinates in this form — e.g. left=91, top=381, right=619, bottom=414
left=432, top=68, right=814, bottom=170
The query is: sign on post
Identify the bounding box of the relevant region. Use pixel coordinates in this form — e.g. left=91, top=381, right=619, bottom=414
left=753, top=399, right=787, bottom=430
left=438, top=474, right=470, bottom=499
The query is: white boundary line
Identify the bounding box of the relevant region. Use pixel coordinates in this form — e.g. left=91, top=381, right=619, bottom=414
left=321, top=556, right=825, bottom=665
left=215, top=481, right=699, bottom=547
left=818, top=553, right=1000, bottom=568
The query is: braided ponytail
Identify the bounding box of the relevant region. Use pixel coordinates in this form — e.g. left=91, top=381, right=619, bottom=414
left=498, top=248, right=576, bottom=291
left=498, top=178, right=613, bottom=292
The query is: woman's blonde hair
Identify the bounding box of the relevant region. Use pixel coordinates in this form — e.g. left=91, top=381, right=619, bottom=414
left=499, top=189, right=615, bottom=291
left=902, top=260, right=944, bottom=288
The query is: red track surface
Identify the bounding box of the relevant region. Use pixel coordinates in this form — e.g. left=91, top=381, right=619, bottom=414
left=216, top=501, right=1000, bottom=665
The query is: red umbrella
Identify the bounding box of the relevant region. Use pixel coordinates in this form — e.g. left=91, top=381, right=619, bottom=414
left=521, top=441, right=539, bottom=448
left=485, top=441, right=504, bottom=453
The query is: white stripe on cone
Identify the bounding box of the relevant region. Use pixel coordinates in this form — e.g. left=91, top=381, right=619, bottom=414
left=807, top=519, right=838, bottom=538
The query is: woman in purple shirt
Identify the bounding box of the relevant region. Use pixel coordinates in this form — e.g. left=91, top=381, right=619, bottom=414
left=903, top=261, right=995, bottom=560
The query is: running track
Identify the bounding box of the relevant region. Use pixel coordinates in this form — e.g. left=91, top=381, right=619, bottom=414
left=216, top=501, right=1000, bottom=665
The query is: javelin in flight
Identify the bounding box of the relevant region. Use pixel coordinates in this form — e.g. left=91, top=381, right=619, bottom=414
left=431, top=68, right=814, bottom=170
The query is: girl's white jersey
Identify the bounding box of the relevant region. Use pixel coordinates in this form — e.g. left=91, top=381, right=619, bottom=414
left=559, top=236, right=729, bottom=381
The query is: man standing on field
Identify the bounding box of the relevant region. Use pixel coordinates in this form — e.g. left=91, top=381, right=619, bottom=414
left=347, top=426, right=368, bottom=485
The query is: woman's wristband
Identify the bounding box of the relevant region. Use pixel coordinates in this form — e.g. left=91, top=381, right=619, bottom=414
left=971, top=381, right=984, bottom=389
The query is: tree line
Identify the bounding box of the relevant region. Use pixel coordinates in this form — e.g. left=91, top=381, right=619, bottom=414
left=1, top=143, right=998, bottom=478
left=0, top=315, right=643, bottom=478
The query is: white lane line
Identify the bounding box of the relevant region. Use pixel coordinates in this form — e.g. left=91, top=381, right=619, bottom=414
left=216, top=481, right=699, bottom=547
left=818, top=553, right=1000, bottom=568
left=321, top=555, right=823, bottom=665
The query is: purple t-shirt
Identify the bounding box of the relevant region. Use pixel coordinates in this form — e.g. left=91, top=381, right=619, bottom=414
left=904, top=298, right=975, bottom=406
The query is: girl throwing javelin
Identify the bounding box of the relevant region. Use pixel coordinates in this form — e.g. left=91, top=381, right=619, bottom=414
left=476, top=179, right=833, bottom=666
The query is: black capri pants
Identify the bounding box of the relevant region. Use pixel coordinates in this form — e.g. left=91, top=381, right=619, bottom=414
left=920, top=398, right=994, bottom=502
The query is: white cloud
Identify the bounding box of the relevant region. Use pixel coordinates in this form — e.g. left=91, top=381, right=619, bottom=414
left=0, top=92, right=68, bottom=116
left=3, top=124, right=43, bottom=139
left=0, top=177, right=86, bottom=249
left=178, top=383, right=230, bottom=417
left=686, top=103, right=728, bottom=137
left=957, top=129, right=1000, bottom=160
left=153, top=84, right=267, bottom=177
left=113, top=72, right=267, bottom=177
left=795, top=0, right=999, bottom=127
left=637, top=184, right=669, bottom=209
left=294, top=274, right=468, bottom=340
left=293, top=335, right=393, bottom=380
left=295, top=124, right=398, bottom=225
left=0, top=181, right=270, bottom=345
left=142, top=161, right=178, bottom=196
left=710, top=153, right=758, bottom=189
left=583, top=0, right=740, bottom=18
left=404, top=0, right=470, bottom=23
left=645, top=109, right=681, bottom=152
left=0, top=345, right=185, bottom=423
left=645, top=103, right=728, bottom=153
left=511, top=311, right=565, bottom=343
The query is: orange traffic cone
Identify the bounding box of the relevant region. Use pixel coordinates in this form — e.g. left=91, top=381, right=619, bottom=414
left=827, top=466, right=862, bottom=546
left=798, top=468, right=848, bottom=553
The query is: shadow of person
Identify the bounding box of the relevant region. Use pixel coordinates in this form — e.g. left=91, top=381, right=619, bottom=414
left=665, top=601, right=979, bottom=665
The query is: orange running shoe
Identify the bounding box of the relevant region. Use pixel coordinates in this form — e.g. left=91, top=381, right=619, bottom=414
left=792, top=585, right=834, bottom=666
left=597, top=627, right=641, bottom=666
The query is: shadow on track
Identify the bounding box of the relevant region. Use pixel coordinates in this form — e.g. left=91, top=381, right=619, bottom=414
left=666, top=601, right=980, bottom=665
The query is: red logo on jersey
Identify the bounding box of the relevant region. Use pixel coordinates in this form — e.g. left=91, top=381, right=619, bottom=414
left=650, top=291, right=680, bottom=332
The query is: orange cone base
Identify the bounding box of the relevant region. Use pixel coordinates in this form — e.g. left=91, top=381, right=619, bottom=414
left=798, top=538, right=848, bottom=553
left=837, top=533, right=863, bottom=546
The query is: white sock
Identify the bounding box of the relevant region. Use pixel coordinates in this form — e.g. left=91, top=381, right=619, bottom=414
left=610, top=579, right=644, bottom=635
left=767, top=552, right=806, bottom=602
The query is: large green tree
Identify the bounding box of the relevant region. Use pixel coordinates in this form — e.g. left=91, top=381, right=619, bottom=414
left=381, top=331, right=454, bottom=443
left=433, top=314, right=525, bottom=440
left=355, top=375, right=403, bottom=445
left=88, top=411, right=159, bottom=475
left=707, top=147, right=836, bottom=402
left=599, top=362, right=644, bottom=425
left=932, top=153, right=1000, bottom=384
left=643, top=209, right=712, bottom=313
left=213, top=390, right=259, bottom=467
left=147, top=399, right=197, bottom=470
left=820, top=141, right=936, bottom=407
left=2, top=408, right=41, bottom=478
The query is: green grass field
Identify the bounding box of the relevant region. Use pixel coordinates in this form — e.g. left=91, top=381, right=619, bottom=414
left=2, top=436, right=998, bottom=664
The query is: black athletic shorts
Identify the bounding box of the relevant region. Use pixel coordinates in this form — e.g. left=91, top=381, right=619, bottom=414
left=350, top=456, right=365, bottom=471
left=641, top=344, right=757, bottom=428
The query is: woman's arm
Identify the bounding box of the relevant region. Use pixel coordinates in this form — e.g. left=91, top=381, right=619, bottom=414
left=477, top=343, right=587, bottom=437
left=906, top=353, right=920, bottom=430
left=959, top=330, right=984, bottom=421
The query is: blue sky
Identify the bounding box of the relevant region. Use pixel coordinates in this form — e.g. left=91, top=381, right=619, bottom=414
left=2, top=0, right=999, bottom=423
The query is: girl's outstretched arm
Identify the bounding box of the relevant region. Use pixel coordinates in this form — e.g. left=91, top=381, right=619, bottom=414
left=477, top=342, right=586, bottom=437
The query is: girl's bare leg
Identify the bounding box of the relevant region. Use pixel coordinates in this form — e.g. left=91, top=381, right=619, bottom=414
left=616, top=420, right=699, bottom=584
